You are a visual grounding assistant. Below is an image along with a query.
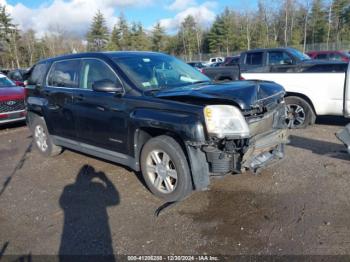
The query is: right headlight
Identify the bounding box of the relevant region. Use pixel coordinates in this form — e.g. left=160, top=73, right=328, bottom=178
left=204, top=105, right=250, bottom=139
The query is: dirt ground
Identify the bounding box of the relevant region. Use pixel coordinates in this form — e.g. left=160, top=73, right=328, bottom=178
left=0, top=117, right=350, bottom=258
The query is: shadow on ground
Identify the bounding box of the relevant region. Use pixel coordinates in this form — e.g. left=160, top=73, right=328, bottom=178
left=316, top=116, right=349, bottom=126
left=288, top=135, right=349, bottom=160
left=59, top=165, right=119, bottom=262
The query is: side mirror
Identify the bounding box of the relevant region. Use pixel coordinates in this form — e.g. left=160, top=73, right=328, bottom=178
left=92, top=80, right=123, bottom=94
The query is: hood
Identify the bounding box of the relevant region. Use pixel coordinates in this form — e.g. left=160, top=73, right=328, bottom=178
left=0, top=86, right=25, bottom=102
left=155, top=80, right=285, bottom=111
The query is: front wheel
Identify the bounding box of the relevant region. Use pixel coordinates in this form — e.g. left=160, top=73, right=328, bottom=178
left=140, top=135, right=192, bottom=202
left=285, top=96, right=316, bottom=129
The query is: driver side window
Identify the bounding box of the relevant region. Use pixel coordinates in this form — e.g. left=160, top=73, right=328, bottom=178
left=80, top=59, right=120, bottom=89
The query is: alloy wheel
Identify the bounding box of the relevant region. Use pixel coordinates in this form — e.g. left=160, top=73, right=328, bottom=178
left=34, top=125, right=48, bottom=152
left=145, top=150, right=178, bottom=194
left=285, top=104, right=306, bottom=128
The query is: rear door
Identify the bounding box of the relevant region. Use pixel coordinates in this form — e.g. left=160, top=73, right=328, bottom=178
left=240, top=51, right=265, bottom=72
left=44, top=59, right=81, bottom=139
left=344, top=63, right=350, bottom=117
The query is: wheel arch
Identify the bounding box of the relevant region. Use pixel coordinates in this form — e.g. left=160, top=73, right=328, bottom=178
left=134, top=127, right=209, bottom=190
left=285, top=92, right=317, bottom=115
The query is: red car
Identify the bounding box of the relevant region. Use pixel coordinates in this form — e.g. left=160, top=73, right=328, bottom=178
left=307, top=50, right=350, bottom=62
left=0, top=74, right=26, bottom=125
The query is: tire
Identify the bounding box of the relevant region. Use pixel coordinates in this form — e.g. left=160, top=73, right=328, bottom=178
left=31, top=116, right=62, bottom=157
left=140, top=135, right=192, bottom=201
left=285, top=96, right=316, bottom=129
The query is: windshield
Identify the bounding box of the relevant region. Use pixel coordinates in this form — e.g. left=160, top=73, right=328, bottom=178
left=114, top=55, right=210, bottom=91
left=0, top=76, right=16, bottom=87
left=288, top=48, right=311, bottom=61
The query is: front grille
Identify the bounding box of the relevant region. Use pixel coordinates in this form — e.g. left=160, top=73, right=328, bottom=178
left=0, top=99, right=25, bottom=113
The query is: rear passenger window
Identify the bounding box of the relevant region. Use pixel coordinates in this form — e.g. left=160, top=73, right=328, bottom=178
left=245, top=52, right=263, bottom=66
left=27, top=62, right=49, bottom=87
left=80, top=59, right=119, bottom=89
left=47, top=60, right=81, bottom=88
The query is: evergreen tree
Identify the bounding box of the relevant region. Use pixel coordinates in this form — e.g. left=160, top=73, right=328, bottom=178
left=86, top=10, right=109, bottom=51
left=106, top=25, right=121, bottom=51
left=309, top=0, right=327, bottom=44
left=117, top=13, right=130, bottom=50
left=151, top=22, right=166, bottom=52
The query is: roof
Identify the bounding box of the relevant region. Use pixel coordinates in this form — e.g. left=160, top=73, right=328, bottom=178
left=37, top=51, right=166, bottom=63
left=244, top=47, right=298, bottom=53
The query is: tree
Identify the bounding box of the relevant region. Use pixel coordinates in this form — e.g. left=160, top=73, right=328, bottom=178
left=151, top=22, right=166, bottom=52
left=87, top=10, right=109, bottom=51
left=116, top=13, right=130, bottom=50
left=106, top=25, right=121, bottom=51
left=309, top=0, right=327, bottom=45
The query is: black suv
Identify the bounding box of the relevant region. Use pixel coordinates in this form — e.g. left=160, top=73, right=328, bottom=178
left=26, top=52, right=288, bottom=201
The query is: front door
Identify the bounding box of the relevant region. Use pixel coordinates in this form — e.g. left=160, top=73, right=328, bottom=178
left=74, top=58, right=129, bottom=154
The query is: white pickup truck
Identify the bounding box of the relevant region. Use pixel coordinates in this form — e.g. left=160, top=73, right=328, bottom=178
left=242, top=62, right=349, bottom=128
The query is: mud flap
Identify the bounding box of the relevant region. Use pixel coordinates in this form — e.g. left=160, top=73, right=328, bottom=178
left=336, top=124, right=350, bottom=154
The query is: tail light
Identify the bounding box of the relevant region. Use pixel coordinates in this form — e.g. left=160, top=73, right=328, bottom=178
left=239, top=76, right=245, bottom=80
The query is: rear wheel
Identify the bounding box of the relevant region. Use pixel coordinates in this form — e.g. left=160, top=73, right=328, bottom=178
left=32, top=117, right=62, bottom=157
left=285, top=96, right=316, bottom=129
left=140, top=135, right=192, bottom=201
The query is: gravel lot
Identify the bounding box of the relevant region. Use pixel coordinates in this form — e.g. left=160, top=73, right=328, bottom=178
left=0, top=118, right=350, bottom=258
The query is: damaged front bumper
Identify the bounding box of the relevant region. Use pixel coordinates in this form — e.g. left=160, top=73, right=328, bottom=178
left=203, top=104, right=289, bottom=175
left=336, top=123, right=350, bottom=154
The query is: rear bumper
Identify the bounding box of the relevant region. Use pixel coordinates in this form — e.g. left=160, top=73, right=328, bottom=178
left=0, top=110, right=26, bottom=124
left=336, top=124, right=350, bottom=154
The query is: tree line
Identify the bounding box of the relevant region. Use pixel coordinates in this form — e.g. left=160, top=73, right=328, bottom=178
left=0, top=0, right=350, bottom=69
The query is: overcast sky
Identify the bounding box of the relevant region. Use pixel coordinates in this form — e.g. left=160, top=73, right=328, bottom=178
left=0, top=0, right=258, bottom=37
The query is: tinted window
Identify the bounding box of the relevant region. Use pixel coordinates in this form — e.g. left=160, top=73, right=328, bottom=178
left=316, top=54, right=328, bottom=59
left=81, top=59, right=119, bottom=89
left=268, top=51, right=292, bottom=65
left=245, top=52, right=263, bottom=66
left=28, top=63, right=49, bottom=86
left=47, top=60, right=80, bottom=88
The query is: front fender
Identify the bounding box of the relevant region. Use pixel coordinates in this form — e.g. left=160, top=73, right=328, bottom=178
left=130, top=108, right=206, bottom=142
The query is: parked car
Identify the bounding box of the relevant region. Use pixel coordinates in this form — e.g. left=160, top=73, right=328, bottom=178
left=26, top=51, right=288, bottom=201
left=7, top=69, right=29, bottom=87
left=209, top=62, right=223, bottom=67
left=0, top=73, right=26, bottom=125
left=187, top=61, right=206, bottom=72
left=204, top=57, right=224, bottom=66
left=202, top=47, right=350, bottom=128
left=306, top=50, right=350, bottom=62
